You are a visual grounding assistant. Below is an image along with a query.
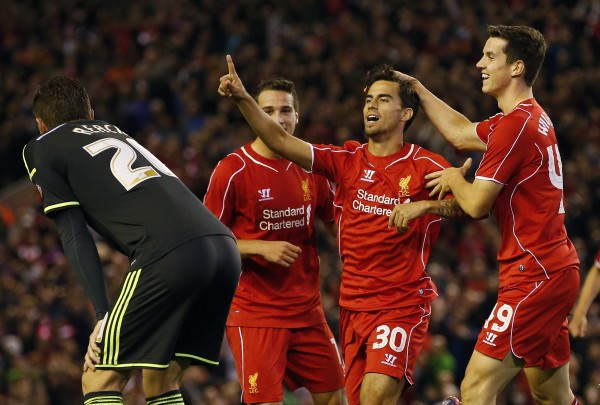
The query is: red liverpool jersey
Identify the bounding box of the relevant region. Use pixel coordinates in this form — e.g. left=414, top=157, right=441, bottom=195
left=311, top=141, right=450, bottom=311
left=204, top=143, right=334, bottom=327
left=475, top=98, right=579, bottom=287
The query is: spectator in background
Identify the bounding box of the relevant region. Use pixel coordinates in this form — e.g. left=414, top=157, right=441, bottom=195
left=204, top=77, right=346, bottom=404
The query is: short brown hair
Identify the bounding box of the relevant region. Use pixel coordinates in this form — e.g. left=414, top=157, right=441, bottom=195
left=488, top=25, right=548, bottom=86
left=32, top=76, right=91, bottom=130
left=253, top=78, right=299, bottom=112
left=364, top=64, right=420, bottom=131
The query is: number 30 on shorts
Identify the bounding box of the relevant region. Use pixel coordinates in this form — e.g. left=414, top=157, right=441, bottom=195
left=372, top=325, right=407, bottom=352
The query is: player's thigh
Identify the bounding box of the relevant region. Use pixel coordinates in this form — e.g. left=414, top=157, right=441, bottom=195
left=523, top=363, right=573, bottom=404
left=226, top=326, right=289, bottom=403
left=285, top=323, right=344, bottom=394
left=461, top=350, right=522, bottom=403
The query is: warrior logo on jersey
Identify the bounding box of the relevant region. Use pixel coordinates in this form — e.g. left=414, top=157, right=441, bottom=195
left=301, top=179, right=311, bottom=201
left=258, top=188, right=273, bottom=201
left=360, top=169, right=376, bottom=182
left=248, top=372, right=259, bottom=393
left=398, top=175, right=411, bottom=197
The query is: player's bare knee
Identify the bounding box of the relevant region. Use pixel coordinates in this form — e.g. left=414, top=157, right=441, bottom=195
left=142, top=363, right=185, bottom=397
left=529, top=388, right=572, bottom=405
left=460, top=374, right=490, bottom=404
left=360, top=374, right=403, bottom=405
left=82, top=369, right=129, bottom=394
left=312, top=389, right=345, bottom=405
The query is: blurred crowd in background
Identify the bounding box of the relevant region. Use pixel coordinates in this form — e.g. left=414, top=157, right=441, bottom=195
left=1, top=0, right=599, bottom=404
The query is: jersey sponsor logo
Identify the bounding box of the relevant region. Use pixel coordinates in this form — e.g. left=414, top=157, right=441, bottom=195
left=381, top=353, right=398, bottom=367
left=360, top=169, right=376, bottom=182
left=301, top=178, right=311, bottom=201
left=260, top=205, right=309, bottom=230
left=258, top=188, right=273, bottom=201
left=398, top=175, right=411, bottom=197
left=352, top=189, right=403, bottom=217
left=248, top=372, right=259, bottom=394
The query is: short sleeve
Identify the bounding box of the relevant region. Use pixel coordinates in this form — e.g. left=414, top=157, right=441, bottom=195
left=204, top=156, right=243, bottom=226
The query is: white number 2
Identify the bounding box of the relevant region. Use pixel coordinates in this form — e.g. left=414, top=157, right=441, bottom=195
left=372, top=325, right=407, bottom=353
left=546, top=144, right=565, bottom=214
left=84, top=138, right=176, bottom=191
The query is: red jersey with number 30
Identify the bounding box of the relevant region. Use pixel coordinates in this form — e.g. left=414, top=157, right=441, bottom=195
left=475, top=99, right=579, bottom=287
left=311, top=141, right=451, bottom=311
left=204, top=143, right=334, bottom=328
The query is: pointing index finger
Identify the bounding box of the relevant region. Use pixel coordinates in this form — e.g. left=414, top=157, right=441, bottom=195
left=226, top=54, right=237, bottom=76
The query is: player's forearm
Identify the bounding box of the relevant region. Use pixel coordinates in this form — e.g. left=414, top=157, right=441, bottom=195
left=236, top=239, right=267, bottom=258
left=428, top=199, right=473, bottom=220
left=446, top=175, right=492, bottom=219
left=52, top=208, right=110, bottom=320
left=235, top=94, right=313, bottom=170
left=412, top=81, right=484, bottom=152
left=572, top=266, right=600, bottom=316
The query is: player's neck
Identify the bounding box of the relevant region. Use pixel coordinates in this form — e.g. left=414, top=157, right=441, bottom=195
left=367, top=134, right=404, bottom=157
left=496, top=83, right=534, bottom=114
left=251, top=138, right=280, bottom=159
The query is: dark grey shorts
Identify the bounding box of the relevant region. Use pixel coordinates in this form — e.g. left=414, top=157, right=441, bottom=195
left=95, top=234, right=240, bottom=370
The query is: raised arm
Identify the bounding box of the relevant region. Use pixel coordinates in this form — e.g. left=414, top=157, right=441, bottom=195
left=394, top=72, right=486, bottom=153
left=218, top=55, right=313, bottom=170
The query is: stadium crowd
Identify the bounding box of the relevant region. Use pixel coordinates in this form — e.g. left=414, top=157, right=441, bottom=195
left=1, top=0, right=599, bottom=403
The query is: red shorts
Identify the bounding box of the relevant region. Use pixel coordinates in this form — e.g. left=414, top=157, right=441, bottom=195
left=340, top=304, right=431, bottom=405
left=226, top=323, right=345, bottom=403
left=475, top=267, right=579, bottom=369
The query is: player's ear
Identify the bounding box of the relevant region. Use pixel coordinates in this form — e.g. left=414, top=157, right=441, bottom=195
left=35, top=117, right=48, bottom=135
left=90, top=109, right=95, bottom=119
left=295, top=111, right=299, bottom=124
left=511, top=60, right=525, bottom=78
left=401, top=108, right=413, bottom=122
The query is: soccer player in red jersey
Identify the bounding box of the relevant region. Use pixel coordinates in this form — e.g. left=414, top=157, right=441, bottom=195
left=570, top=248, right=600, bottom=338
left=397, top=25, right=580, bottom=404
left=205, top=78, right=345, bottom=404
left=218, top=58, right=471, bottom=405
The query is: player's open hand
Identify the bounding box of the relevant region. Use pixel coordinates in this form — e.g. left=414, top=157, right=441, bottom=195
left=218, top=55, right=247, bottom=100
left=388, top=200, right=429, bottom=233
left=425, top=158, right=472, bottom=200
left=569, top=312, right=588, bottom=338
left=84, top=320, right=104, bottom=372
left=392, top=70, right=418, bottom=85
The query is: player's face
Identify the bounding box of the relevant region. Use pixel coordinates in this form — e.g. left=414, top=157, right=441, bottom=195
left=363, top=80, right=406, bottom=138
left=476, top=37, right=513, bottom=98
left=257, top=90, right=299, bottom=135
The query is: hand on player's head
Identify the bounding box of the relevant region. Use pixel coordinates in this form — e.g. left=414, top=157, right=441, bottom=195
left=217, top=55, right=247, bottom=99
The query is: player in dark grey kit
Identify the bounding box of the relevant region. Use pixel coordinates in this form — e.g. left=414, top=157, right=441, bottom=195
left=22, top=76, right=241, bottom=405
